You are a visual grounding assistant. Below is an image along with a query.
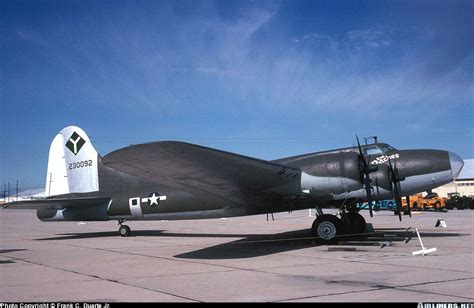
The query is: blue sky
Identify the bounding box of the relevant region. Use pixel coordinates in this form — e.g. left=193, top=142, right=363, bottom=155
left=1, top=0, right=473, bottom=189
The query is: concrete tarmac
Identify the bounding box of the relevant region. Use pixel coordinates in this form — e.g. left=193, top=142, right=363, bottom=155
left=1, top=208, right=473, bottom=302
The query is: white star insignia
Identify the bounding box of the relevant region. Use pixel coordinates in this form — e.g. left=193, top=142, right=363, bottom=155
left=148, top=193, right=160, bottom=206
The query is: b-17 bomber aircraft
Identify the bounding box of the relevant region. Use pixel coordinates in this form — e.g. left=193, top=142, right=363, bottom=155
left=6, top=126, right=464, bottom=241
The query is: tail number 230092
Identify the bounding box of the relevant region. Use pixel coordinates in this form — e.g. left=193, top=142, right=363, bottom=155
left=69, top=159, right=93, bottom=170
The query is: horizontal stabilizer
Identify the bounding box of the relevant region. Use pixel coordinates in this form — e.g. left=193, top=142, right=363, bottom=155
left=3, top=197, right=111, bottom=210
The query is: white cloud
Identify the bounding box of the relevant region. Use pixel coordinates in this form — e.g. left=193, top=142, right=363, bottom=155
left=347, top=29, right=392, bottom=48
left=195, top=25, right=472, bottom=118
left=16, top=30, right=48, bottom=47
left=23, top=4, right=470, bottom=121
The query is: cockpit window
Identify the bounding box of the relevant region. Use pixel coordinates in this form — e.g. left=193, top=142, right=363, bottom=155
left=364, top=146, right=384, bottom=155
left=379, top=145, right=396, bottom=152
left=363, top=144, right=397, bottom=155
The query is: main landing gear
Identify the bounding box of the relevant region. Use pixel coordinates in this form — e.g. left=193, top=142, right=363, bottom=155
left=118, top=220, right=131, bottom=237
left=310, top=207, right=367, bottom=242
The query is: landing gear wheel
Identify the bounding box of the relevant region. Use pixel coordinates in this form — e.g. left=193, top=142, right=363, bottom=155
left=119, top=225, right=131, bottom=237
left=342, top=212, right=366, bottom=235
left=311, top=214, right=341, bottom=242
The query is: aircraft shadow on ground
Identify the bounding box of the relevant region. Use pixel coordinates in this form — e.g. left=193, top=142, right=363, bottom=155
left=175, top=229, right=316, bottom=259
left=35, top=230, right=254, bottom=241
left=33, top=229, right=468, bottom=259
left=0, top=249, right=28, bottom=265
left=173, top=229, right=469, bottom=259
left=0, top=249, right=28, bottom=253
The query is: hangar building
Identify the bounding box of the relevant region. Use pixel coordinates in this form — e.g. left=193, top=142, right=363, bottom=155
left=433, top=158, right=474, bottom=198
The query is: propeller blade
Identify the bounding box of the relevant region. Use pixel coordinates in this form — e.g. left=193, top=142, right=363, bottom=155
left=356, top=134, right=362, bottom=155
left=356, top=135, right=376, bottom=218
left=366, top=188, right=373, bottom=217
left=395, top=195, right=403, bottom=221
left=406, top=195, right=411, bottom=217
left=356, top=134, right=368, bottom=167
left=356, top=135, right=374, bottom=216
left=388, top=159, right=402, bottom=221
left=366, top=155, right=374, bottom=217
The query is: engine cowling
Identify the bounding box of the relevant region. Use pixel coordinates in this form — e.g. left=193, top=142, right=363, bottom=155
left=298, top=152, right=364, bottom=195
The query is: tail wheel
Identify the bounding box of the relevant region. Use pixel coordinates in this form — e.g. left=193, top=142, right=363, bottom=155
left=119, top=225, right=131, bottom=237
left=342, top=212, right=366, bottom=235
left=311, top=214, right=341, bottom=242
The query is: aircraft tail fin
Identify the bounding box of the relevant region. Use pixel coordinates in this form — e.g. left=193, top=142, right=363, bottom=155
left=45, top=126, right=100, bottom=197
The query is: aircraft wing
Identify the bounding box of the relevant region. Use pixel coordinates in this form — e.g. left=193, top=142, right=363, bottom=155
left=102, top=141, right=303, bottom=204
left=3, top=197, right=111, bottom=210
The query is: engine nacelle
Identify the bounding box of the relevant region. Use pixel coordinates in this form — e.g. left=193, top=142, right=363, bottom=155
left=367, top=164, right=392, bottom=192
left=299, top=152, right=364, bottom=196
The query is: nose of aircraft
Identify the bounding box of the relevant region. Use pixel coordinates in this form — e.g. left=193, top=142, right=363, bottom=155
left=448, top=151, right=464, bottom=180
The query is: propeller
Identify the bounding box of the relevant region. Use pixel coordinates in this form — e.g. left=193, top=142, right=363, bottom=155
left=388, top=158, right=405, bottom=221
left=356, top=135, right=378, bottom=217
